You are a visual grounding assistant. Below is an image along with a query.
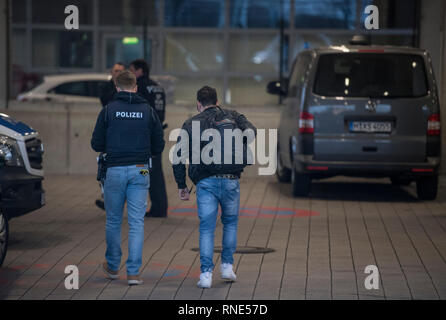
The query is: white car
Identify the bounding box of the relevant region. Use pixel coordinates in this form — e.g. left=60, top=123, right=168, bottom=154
left=17, top=73, right=176, bottom=104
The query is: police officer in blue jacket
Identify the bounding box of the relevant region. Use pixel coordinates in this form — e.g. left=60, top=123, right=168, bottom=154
left=91, top=70, right=165, bottom=285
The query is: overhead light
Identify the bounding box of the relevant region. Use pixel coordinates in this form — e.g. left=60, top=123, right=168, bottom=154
left=122, top=37, right=139, bottom=45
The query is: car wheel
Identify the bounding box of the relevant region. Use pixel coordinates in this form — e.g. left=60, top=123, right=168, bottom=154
left=416, top=175, right=438, bottom=201
left=391, top=177, right=412, bottom=186
left=291, top=167, right=311, bottom=197
left=0, top=210, right=8, bottom=267
left=276, top=147, right=291, bottom=183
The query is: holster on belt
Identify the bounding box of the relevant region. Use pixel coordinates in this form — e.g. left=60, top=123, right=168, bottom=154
left=96, top=153, right=107, bottom=182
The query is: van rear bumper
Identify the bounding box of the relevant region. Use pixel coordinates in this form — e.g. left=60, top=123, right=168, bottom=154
left=294, top=155, right=441, bottom=178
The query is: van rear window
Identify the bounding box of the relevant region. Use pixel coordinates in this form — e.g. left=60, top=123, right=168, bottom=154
left=314, top=53, right=429, bottom=98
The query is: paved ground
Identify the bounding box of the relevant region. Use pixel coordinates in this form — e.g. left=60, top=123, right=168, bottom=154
left=1, top=173, right=446, bottom=300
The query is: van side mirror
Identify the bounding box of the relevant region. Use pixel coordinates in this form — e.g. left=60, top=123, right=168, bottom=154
left=267, top=79, right=288, bottom=96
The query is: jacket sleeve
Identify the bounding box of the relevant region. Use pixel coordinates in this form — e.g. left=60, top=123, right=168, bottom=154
left=149, top=108, right=165, bottom=156
left=91, top=108, right=107, bottom=152
left=172, top=121, right=189, bottom=189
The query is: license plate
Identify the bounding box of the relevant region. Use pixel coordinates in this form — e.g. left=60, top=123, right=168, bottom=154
left=41, top=192, right=46, bottom=206
left=349, top=121, right=392, bottom=133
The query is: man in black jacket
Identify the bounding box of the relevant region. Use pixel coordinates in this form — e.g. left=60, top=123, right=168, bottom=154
left=129, top=59, right=168, bottom=218
left=172, top=86, right=256, bottom=288
left=99, top=62, right=125, bottom=107
left=91, top=70, right=165, bottom=286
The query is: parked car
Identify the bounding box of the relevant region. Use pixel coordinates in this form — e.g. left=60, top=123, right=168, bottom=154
left=0, top=113, right=45, bottom=266
left=268, top=44, right=441, bottom=200
left=17, top=73, right=177, bottom=104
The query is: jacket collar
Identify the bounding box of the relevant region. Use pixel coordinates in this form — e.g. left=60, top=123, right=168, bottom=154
left=114, top=91, right=147, bottom=104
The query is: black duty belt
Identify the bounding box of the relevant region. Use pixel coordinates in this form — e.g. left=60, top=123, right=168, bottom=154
left=213, top=174, right=239, bottom=180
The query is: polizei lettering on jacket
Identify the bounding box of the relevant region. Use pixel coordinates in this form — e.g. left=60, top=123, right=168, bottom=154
left=115, top=111, right=144, bottom=119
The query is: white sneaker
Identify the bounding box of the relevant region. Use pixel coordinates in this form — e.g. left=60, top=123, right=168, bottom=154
left=220, top=263, right=237, bottom=281
left=197, top=272, right=212, bottom=288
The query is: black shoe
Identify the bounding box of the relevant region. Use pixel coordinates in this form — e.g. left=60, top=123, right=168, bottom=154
left=95, top=199, right=105, bottom=211
left=145, top=210, right=166, bottom=218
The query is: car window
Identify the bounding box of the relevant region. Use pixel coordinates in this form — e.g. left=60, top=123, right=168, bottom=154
left=86, top=81, right=108, bottom=97
left=49, top=81, right=88, bottom=96
left=314, top=53, right=429, bottom=98
left=288, top=53, right=311, bottom=97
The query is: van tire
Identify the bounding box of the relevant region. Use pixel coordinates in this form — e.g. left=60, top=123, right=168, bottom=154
left=0, top=210, right=8, bottom=267
left=276, top=148, right=291, bottom=183
left=416, top=175, right=438, bottom=201
left=291, top=169, right=311, bottom=197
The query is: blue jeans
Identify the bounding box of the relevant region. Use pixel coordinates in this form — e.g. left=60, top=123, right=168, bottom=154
left=104, top=165, right=149, bottom=276
left=196, top=176, right=240, bottom=273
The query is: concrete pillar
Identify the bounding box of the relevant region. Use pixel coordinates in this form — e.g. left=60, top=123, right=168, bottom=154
left=419, top=0, right=446, bottom=170
left=0, top=0, right=9, bottom=109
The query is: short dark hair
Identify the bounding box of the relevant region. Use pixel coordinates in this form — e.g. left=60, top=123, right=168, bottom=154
left=115, top=70, right=136, bottom=90
left=130, top=59, right=150, bottom=77
left=114, top=62, right=125, bottom=67
left=197, top=86, right=217, bottom=107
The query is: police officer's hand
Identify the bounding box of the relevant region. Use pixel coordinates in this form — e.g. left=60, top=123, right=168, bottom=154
left=179, top=188, right=190, bottom=201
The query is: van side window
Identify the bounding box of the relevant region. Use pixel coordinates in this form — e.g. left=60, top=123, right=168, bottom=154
left=288, top=53, right=311, bottom=97
left=49, top=81, right=88, bottom=96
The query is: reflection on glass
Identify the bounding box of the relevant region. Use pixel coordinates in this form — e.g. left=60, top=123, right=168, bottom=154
left=99, top=0, right=159, bottom=26
left=229, top=35, right=288, bottom=73
left=172, top=76, right=223, bottom=104
left=32, top=30, right=93, bottom=68
left=165, top=0, right=225, bottom=27
left=230, top=0, right=290, bottom=28
left=106, top=37, right=151, bottom=69
left=228, top=76, right=278, bottom=105
left=294, top=0, right=356, bottom=29
left=165, top=34, right=224, bottom=72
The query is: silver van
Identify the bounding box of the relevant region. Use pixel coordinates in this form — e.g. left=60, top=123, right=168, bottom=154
left=268, top=45, right=441, bottom=200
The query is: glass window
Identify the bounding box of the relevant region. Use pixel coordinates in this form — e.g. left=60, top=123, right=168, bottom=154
left=87, top=81, right=109, bottom=97
left=292, top=34, right=353, bottom=62
left=12, top=0, right=27, bottom=24
left=12, top=29, right=27, bottom=69
left=165, top=0, right=225, bottom=27
left=32, top=0, right=93, bottom=24
left=59, top=32, right=93, bottom=68
left=50, top=81, right=89, bottom=96
left=229, top=34, right=288, bottom=73
left=99, top=0, right=159, bottom=26
left=228, top=76, right=278, bottom=105
left=164, top=34, right=224, bottom=72
left=171, top=76, right=223, bottom=104
left=105, top=37, right=151, bottom=69
left=314, top=54, right=428, bottom=98
left=230, top=0, right=290, bottom=28
left=360, top=0, right=416, bottom=29
left=294, top=0, right=356, bottom=29
left=32, top=30, right=93, bottom=68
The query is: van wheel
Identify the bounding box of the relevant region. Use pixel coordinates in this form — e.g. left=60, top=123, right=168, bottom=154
left=416, top=175, right=438, bottom=201
left=276, top=148, right=291, bottom=183
left=291, top=168, right=311, bottom=197
left=0, top=210, right=8, bottom=267
left=391, top=177, right=412, bottom=186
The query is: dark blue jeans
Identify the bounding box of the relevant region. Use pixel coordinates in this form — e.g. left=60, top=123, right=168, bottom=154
left=196, top=176, right=240, bottom=273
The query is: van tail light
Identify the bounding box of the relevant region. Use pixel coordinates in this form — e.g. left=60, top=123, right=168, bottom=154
left=299, top=112, right=314, bottom=133
left=427, top=114, right=440, bottom=136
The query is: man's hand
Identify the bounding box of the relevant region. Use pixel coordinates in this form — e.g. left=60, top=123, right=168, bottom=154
left=179, top=188, right=190, bottom=201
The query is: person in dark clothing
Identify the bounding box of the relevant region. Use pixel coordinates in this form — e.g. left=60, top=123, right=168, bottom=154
left=95, top=62, right=125, bottom=210
left=129, top=59, right=168, bottom=218
left=172, top=86, right=256, bottom=288
left=91, top=70, right=165, bottom=286
left=99, top=62, right=125, bottom=107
